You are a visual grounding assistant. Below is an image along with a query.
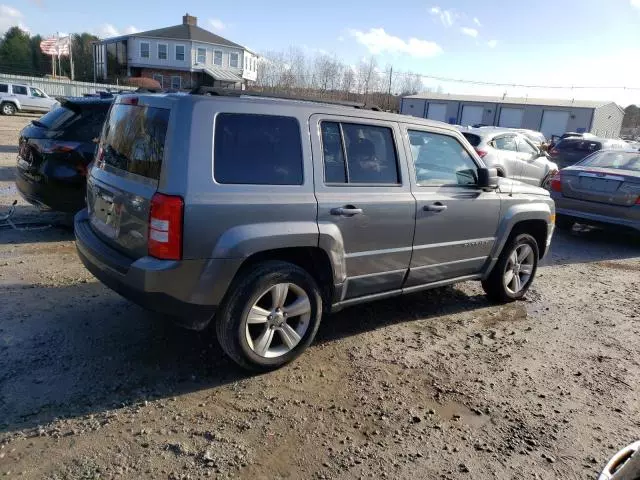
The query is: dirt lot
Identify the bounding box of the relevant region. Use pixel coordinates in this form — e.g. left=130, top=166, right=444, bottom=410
left=1, top=114, right=639, bottom=480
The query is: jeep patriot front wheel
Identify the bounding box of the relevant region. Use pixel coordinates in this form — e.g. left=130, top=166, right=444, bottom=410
left=215, top=261, right=322, bottom=370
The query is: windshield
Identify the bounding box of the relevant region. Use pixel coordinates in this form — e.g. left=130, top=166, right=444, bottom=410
left=580, top=151, right=640, bottom=171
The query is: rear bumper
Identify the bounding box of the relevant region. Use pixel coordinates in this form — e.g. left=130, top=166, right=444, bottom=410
left=74, top=210, right=242, bottom=330
left=552, top=195, right=640, bottom=232
left=15, top=168, right=86, bottom=213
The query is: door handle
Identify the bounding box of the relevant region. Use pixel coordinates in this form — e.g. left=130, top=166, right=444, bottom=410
left=423, top=203, right=447, bottom=212
left=331, top=206, right=363, bottom=216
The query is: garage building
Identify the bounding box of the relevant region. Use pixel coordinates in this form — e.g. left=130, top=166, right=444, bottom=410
left=400, top=93, right=624, bottom=139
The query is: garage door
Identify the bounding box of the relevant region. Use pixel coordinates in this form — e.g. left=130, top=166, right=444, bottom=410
left=460, top=105, right=484, bottom=126
left=426, top=103, right=447, bottom=122
left=498, top=108, right=524, bottom=128
left=540, top=110, right=570, bottom=139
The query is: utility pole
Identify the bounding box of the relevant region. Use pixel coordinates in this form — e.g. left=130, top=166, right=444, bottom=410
left=69, top=35, right=75, bottom=81
left=387, top=67, right=393, bottom=111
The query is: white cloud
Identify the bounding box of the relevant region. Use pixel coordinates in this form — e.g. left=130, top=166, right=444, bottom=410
left=632, top=0, right=640, bottom=8
left=209, top=18, right=226, bottom=31
left=349, top=28, right=442, bottom=58
left=94, top=24, right=139, bottom=39
left=0, top=5, right=28, bottom=35
left=429, top=6, right=455, bottom=27
left=487, top=39, right=498, bottom=48
left=473, top=17, right=482, bottom=27
left=461, top=27, right=478, bottom=38
left=338, top=35, right=345, bottom=42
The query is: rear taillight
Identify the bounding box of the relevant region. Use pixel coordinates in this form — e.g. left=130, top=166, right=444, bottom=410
left=636, top=196, right=640, bottom=205
left=475, top=148, right=488, bottom=158
left=550, top=172, right=562, bottom=193
left=148, top=193, right=184, bottom=260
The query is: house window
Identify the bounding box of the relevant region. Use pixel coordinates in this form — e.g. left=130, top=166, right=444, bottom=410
left=175, top=45, right=185, bottom=61
left=244, top=57, right=247, bottom=70
left=158, top=43, right=168, bottom=60
left=171, top=76, right=181, bottom=89
left=153, top=74, right=163, bottom=87
left=229, top=52, right=239, bottom=68
left=214, top=50, right=222, bottom=66
left=140, top=42, right=150, bottom=59
left=252, top=58, right=256, bottom=71
left=197, top=47, right=206, bottom=64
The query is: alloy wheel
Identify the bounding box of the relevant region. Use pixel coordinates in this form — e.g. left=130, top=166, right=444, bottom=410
left=244, top=282, right=311, bottom=358
left=503, top=243, right=535, bottom=295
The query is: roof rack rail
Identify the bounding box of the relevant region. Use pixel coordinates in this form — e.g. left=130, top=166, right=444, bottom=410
left=188, top=86, right=381, bottom=111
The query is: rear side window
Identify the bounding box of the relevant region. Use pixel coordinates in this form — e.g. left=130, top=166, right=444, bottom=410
left=12, top=85, right=27, bottom=95
left=494, top=135, right=517, bottom=151
left=462, top=133, right=481, bottom=147
left=214, top=113, right=303, bottom=185
left=0, top=84, right=8, bottom=93
left=320, top=121, right=400, bottom=184
left=100, top=103, right=170, bottom=181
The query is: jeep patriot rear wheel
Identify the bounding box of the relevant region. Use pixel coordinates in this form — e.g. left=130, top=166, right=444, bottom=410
left=215, top=261, right=322, bottom=370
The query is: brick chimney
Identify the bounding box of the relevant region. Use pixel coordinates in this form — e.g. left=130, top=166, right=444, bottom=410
left=183, top=13, right=197, bottom=26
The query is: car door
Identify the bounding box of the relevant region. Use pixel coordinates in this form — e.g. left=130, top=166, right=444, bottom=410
left=10, top=85, right=32, bottom=109
left=310, top=115, right=416, bottom=301
left=492, top=134, right=520, bottom=179
left=515, top=135, right=545, bottom=186
left=28, top=87, right=52, bottom=111
left=403, top=125, right=501, bottom=288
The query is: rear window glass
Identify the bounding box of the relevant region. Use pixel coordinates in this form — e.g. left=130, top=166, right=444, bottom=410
left=580, top=152, right=640, bottom=172
left=556, top=139, right=601, bottom=152
left=36, top=106, right=78, bottom=130
left=214, top=113, right=303, bottom=185
left=0, top=84, right=8, bottom=93
left=101, top=103, right=170, bottom=181
left=462, top=133, right=481, bottom=147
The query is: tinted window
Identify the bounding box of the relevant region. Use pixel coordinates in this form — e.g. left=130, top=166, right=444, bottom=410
left=66, top=107, right=110, bottom=141
left=36, top=106, right=78, bottom=129
left=214, top=113, right=303, bottom=185
left=321, top=122, right=346, bottom=183
left=555, top=139, right=580, bottom=151
left=516, top=137, right=537, bottom=154
left=494, top=135, right=517, bottom=151
left=462, top=133, right=481, bottom=147
left=100, top=103, right=170, bottom=181
left=0, top=84, right=9, bottom=93
left=12, top=85, right=27, bottom=95
left=321, top=123, right=399, bottom=184
left=409, top=130, right=478, bottom=186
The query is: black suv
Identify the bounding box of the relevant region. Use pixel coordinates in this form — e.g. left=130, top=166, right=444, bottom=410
left=16, top=96, right=113, bottom=213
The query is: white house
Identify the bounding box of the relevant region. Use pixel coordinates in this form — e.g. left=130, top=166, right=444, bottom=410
left=93, top=14, right=258, bottom=89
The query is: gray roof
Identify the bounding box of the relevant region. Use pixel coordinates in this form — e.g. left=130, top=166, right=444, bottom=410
left=131, top=23, right=245, bottom=49
left=403, top=92, right=617, bottom=109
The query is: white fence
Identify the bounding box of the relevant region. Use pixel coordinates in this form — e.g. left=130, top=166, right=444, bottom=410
left=0, top=73, right=136, bottom=98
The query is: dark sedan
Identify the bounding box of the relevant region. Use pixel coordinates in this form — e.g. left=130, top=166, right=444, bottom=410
left=550, top=150, right=640, bottom=232
left=15, top=96, right=112, bottom=213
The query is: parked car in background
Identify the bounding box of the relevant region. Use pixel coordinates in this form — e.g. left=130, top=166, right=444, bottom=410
left=550, top=150, right=640, bottom=232
left=15, top=97, right=113, bottom=213
left=460, top=127, right=558, bottom=187
left=74, top=91, right=555, bottom=371
left=514, top=129, right=546, bottom=148
left=548, top=137, right=629, bottom=169
left=0, top=83, right=59, bottom=115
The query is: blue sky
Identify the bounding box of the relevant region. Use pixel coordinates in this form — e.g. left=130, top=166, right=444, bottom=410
left=2, top=0, right=639, bottom=104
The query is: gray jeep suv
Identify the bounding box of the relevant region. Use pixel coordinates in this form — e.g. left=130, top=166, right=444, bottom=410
left=75, top=91, right=556, bottom=370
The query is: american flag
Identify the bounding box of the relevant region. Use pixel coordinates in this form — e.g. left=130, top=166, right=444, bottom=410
left=40, top=36, right=70, bottom=56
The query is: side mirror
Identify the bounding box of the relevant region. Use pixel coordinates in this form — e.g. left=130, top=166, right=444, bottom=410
left=477, top=167, right=499, bottom=190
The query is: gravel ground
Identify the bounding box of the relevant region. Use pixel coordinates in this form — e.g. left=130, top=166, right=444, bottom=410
left=1, top=114, right=639, bottom=480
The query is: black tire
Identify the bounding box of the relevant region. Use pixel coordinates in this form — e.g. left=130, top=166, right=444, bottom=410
left=555, top=215, right=574, bottom=230
left=215, top=260, right=322, bottom=371
left=1, top=102, right=17, bottom=116
left=482, top=233, right=539, bottom=303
